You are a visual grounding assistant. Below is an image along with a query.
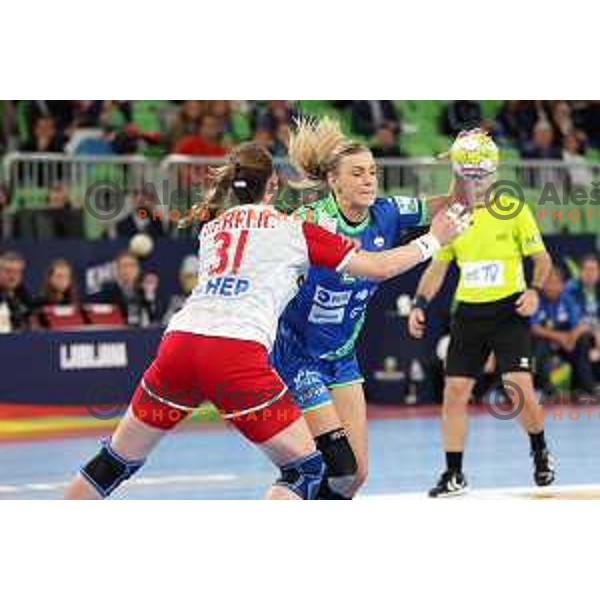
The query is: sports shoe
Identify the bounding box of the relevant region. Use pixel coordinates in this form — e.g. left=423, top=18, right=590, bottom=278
left=428, top=470, right=469, bottom=498
left=532, top=449, right=555, bottom=486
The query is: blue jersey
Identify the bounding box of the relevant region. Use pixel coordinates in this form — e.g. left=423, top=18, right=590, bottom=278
left=531, top=291, right=581, bottom=332
left=276, top=194, right=427, bottom=362
left=272, top=194, right=428, bottom=411
left=565, top=279, right=600, bottom=326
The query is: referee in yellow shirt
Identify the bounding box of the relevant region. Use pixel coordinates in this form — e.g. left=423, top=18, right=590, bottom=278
left=408, top=130, right=554, bottom=497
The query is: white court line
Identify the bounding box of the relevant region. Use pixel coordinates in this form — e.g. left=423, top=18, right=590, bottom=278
left=363, top=483, right=600, bottom=500
left=2, top=475, right=599, bottom=499
left=0, top=473, right=239, bottom=496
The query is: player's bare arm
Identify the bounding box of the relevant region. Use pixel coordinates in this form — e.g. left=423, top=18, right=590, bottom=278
left=344, top=205, right=469, bottom=282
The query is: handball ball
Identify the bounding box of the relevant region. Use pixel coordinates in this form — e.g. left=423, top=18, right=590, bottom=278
left=450, top=129, right=499, bottom=179
left=129, top=233, right=154, bottom=258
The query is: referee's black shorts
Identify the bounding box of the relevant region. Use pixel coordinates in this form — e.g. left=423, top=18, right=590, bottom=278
left=445, top=293, right=533, bottom=379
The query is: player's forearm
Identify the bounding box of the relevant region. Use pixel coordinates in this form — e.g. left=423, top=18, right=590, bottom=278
left=530, top=251, right=552, bottom=290
left=379, top=236, right=436, bottom=279
left=345, top=234, right=440, bottom=281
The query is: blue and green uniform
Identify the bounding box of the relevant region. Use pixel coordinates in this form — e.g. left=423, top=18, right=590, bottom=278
left=271, top=193, right=429, bottom=412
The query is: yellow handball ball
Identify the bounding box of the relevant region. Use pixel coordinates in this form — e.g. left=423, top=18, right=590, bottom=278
left=449, top=129, right=499, bottom=179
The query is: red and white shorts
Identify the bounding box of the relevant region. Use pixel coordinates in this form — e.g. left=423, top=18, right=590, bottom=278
left=131, top=331, right=301, bottom=443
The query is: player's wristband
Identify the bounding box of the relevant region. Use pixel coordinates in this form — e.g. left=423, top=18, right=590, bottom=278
left=413, top=295, right=429, bottom=311
left=412, top=233, right=441, bottom=261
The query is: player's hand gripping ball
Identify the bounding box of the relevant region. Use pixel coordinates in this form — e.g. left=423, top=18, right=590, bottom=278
left=449, top=129, right=499, bottom=180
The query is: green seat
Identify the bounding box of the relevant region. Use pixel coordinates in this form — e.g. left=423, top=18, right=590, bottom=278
left=296, top=100, right=333, bottom=116
left=16, top=101, right=31, bottom=145
left=398, top=100, right=448, bottom=157
left=13, top=187, right=48, bottom=210
left=132, top=100, right=169, bottom=132
left=586, top=148, right=600, bottom=162
left=480, top=100, right=502, bottom=120
left=296, top=101, right=353, bottom=135
left=499, top=146, right=520, bottom=162
left=231, top=110, right=251, bottom=142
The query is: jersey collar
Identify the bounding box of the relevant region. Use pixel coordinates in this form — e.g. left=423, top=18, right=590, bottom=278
left=325, top=194, right=372, bottom=236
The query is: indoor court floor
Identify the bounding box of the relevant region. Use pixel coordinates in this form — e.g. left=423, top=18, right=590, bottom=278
left=1, top=407, right=599, bottom=499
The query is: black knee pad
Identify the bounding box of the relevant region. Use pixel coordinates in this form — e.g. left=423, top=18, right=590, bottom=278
left=80, top=439, right=145, bottom=498
left=315, top=428, right=357, bottom=499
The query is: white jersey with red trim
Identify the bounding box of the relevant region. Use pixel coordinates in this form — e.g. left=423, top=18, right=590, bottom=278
left=166, top=203, right=355, bottom=350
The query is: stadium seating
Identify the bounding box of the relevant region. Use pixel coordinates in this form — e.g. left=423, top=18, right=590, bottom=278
left=38, top=305, right=86, bottom=330
left=82, top=304, right=126, bottom=327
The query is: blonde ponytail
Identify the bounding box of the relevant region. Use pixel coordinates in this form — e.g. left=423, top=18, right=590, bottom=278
left=288, top=116, right=369, bottom=191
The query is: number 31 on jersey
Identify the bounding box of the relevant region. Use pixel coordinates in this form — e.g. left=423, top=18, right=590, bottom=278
left=209, top=230, right=249, bottom=275
left=200, top=230, right=252, bottom=298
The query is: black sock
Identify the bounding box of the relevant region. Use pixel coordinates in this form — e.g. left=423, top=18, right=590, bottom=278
left=529, top=431, right=547, bottom=454
left=446, top=452, right=463, bottom=473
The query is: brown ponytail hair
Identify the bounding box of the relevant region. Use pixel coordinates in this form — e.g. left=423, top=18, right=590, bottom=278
left=288, top=116, right=370, bottom=191
left=179, top=142, right=274, bottom=228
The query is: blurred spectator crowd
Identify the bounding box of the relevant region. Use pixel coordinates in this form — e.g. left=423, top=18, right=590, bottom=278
left=0, top=100, right=598, bottom=242
left=3, top=242, right=600, bottom=402
left=531, top=255, right=600, bottom=397
left=1, top=100, right=600, bottom=401
left=0, top=101, right=297, bottom=159
left=0, top=247, right=198, bottom=333
left=441, top=100, right=600, bottom=156
left=0, top=100, right=596, bottom=159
